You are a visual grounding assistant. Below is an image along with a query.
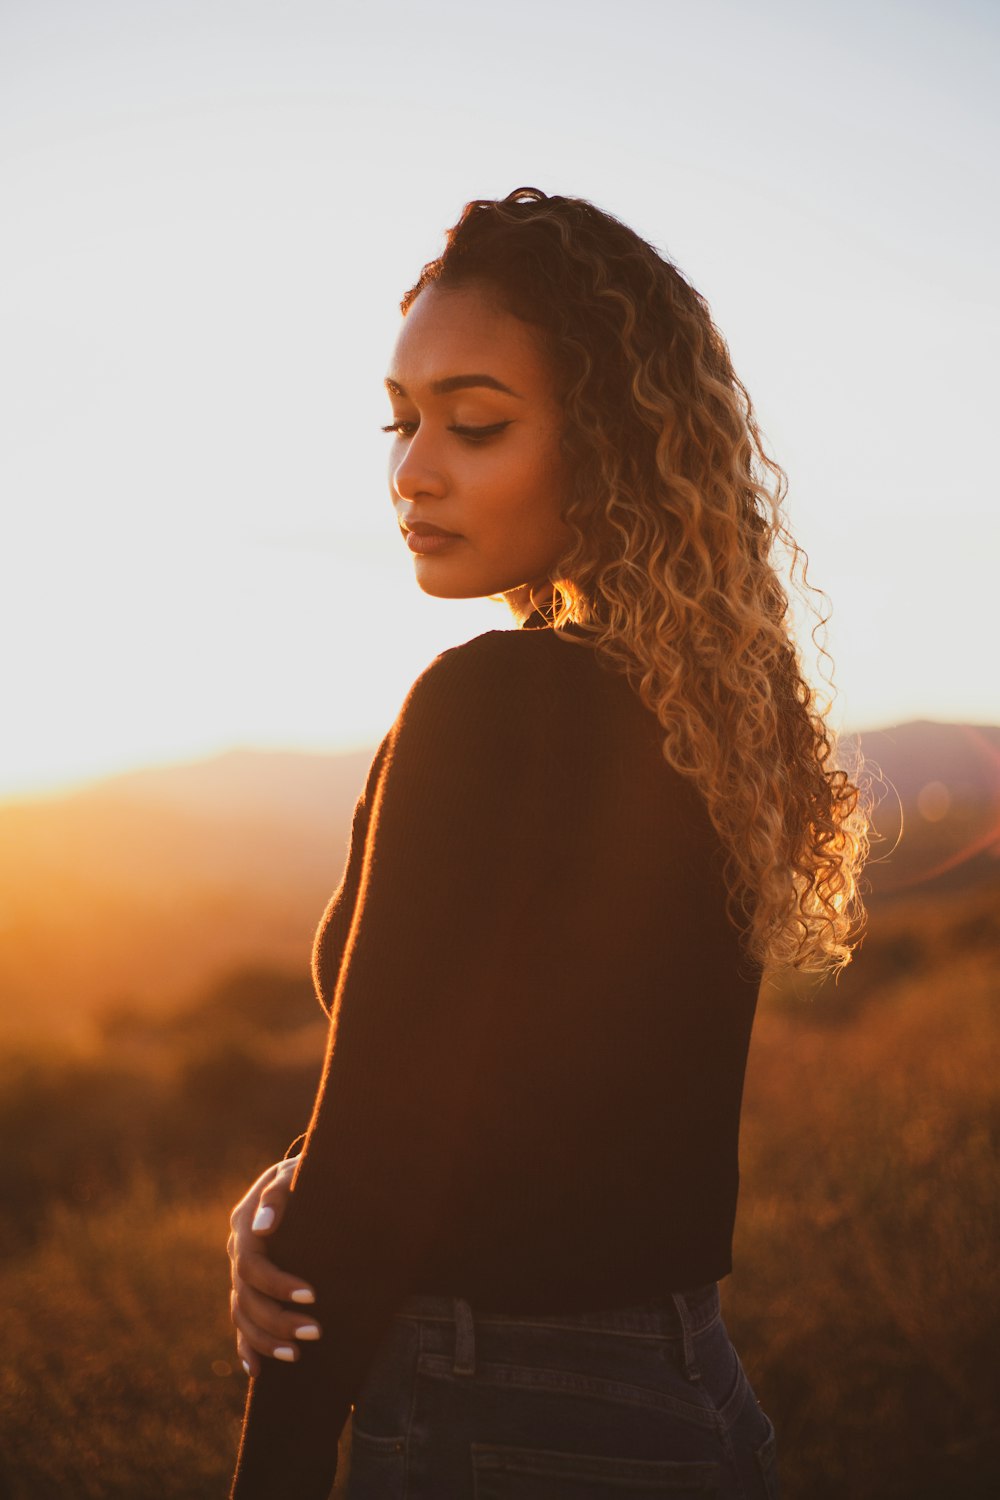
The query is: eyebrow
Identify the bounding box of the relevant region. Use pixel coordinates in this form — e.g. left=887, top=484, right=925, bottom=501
left=384, top=374, right=524, bottom=400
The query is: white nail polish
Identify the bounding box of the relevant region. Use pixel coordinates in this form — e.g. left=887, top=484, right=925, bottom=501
left=290, top=1288, right=315, bottom=1304
left=274, top=1346, right=296, bottom=1362
left=252, top=1206, right=275, bottom=1233
left=295, top=1324, right=321, bottom=1340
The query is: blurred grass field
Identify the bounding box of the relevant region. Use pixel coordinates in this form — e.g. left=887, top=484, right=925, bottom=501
left=0, top=878, right=997, bottom=1498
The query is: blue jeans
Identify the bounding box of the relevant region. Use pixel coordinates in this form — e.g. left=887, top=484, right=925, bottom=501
left=346, top=1282, right=780, bottom=1498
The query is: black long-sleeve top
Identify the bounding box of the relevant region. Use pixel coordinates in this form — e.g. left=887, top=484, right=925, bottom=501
left=229, top=607, right=763, bottom=1498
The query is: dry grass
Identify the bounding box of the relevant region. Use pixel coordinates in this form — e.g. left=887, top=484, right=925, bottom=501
left=727, top=949, right=999, bottom=1497
left=0, top=1180, right=245, bottom=1498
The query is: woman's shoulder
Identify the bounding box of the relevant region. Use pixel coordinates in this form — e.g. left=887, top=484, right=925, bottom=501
left=362, top=629, right=563, bottom=812
left=381, top=626, right=591, bottom=777
left=403, top=624, right=576, bottom=710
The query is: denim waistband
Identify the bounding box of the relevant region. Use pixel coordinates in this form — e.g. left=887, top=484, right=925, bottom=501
left=396, top=1281, right=721, bottom=1339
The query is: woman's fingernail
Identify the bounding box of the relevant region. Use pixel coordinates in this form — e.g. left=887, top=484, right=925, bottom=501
left=274, top=1346, right=297, bottom=1362
left=295, top=1324, right=321, bottom=1341
left=252, top=1206, right=275, bottom=1233
left=242, top=1359, right=251, bottom=1376
left=290, top=1288, right=315, bottom=1304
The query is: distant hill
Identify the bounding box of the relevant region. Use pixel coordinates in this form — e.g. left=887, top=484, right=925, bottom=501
left=0, top=721, right=997, bottom=1044
left=0, top=747, right=376, bottom=1044
left=842, top=720, right=1000, bottom=897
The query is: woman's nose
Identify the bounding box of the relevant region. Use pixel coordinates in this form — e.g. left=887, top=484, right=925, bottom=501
left=391, top=429, right=446, bottom=502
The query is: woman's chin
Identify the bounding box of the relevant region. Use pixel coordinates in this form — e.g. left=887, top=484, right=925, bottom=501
left=406, top=558, right=487, bottom=600
left=411, top=571, right=486, bottom=602
left=409, top=555, right=542, bottom=605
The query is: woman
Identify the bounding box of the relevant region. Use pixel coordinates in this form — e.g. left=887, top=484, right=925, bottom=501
left=227, top=187, right=869, bottom=1499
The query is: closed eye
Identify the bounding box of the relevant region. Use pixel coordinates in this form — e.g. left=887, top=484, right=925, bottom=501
left=380, top=421, right=512, bottom=443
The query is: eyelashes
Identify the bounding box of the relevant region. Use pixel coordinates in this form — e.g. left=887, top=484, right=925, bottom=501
left=380, top=420, right=512, bottom=443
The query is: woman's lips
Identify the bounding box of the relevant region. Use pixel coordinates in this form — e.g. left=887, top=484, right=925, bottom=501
left=405, top=530, right=462, bottom=555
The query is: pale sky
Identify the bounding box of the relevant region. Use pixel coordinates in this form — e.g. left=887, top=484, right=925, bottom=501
left=2, top=0, right=996, bottom=799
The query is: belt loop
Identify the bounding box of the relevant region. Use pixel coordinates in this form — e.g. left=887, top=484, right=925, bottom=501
left=452, top=1297, right=476, bottom=1377
left=669, top=1291, right=702, bottom=1383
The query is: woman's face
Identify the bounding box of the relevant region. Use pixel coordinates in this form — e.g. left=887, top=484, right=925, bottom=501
left=384, top=281, right=572, bottom=611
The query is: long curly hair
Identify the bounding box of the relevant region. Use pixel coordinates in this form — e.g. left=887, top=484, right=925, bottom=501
left=401, top=187, right=871, bottom=978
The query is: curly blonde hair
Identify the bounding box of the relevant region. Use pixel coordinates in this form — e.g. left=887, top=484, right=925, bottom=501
left=402, top=187, right=871, bottom=978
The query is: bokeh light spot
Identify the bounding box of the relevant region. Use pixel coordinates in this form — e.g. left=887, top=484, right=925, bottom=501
left=917, top=780, right=951, bottom=822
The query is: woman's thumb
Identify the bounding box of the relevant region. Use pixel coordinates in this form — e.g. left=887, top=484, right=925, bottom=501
left=251, top=1174, right=292, bottom=1235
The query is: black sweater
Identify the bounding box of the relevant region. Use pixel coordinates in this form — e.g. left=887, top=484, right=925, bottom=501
left=229, top=608, right=763, bottom=1498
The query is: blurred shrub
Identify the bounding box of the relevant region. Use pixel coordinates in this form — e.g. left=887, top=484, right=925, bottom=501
left=764, top=869, right=1000, bottom=1024
left=0, top=966, right=325, bottom=1256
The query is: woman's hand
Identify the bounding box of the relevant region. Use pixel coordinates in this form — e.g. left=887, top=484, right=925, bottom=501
left=228, top=1156, right=322, bottom=1377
